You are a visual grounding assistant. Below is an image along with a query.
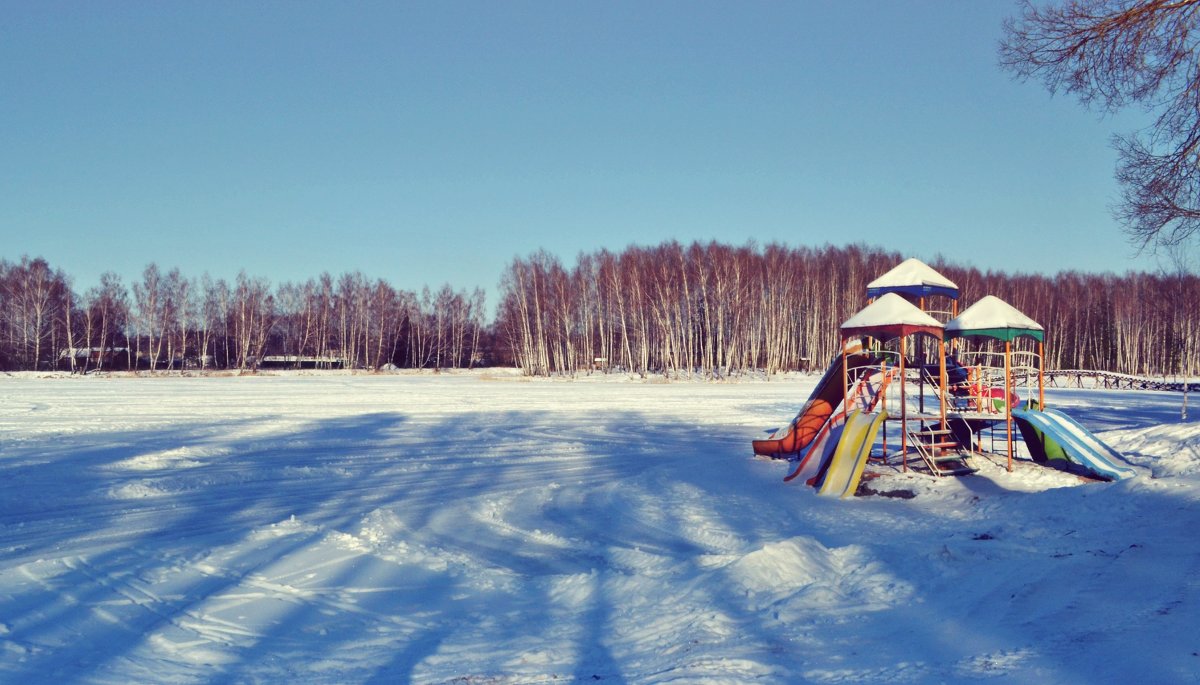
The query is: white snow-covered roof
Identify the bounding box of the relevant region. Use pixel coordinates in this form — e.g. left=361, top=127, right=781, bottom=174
left=841, top=292, right=944, bottom=339
left=946, top=295, right=1044, bottom=341
left=866, top=258, right=958, bottom=299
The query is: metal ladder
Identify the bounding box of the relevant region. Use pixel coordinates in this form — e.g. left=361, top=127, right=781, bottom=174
left=907, top=423, right=978, bottom=477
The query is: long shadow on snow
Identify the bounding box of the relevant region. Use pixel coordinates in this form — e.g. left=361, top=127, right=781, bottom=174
left=0, top=412, right=414, bottom=681
left=353, top=409, right=690, bottom=683
left=7, top=402, right=1195, bottom=683
left=2, top=406, right=737, bottom=683
left=0, top=416, right=266, bottom=563
left=460, top=418, right=792, bottom=681
left=347, top=410, right=798, bottom=682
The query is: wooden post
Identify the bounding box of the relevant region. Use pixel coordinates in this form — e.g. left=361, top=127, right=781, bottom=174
left=939, top=338, right=947, bottom=428
left=1005, top=340, right=1013, bottom=472
left=949, top=299, right=960, bottom=353
left=881, top=359, right=888, bottom=457
left=842, top=341, right=849, bottom=422
left=1038, top=340, right=1045, bottom=410
left=901, top=334, right=908, bottom=472
left=918, top=297, right=927, bottom=417
left=918, top=334, right=925, bottom=415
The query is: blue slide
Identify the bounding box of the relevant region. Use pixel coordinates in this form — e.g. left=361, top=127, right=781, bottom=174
left=1011, top=407, right=1137, bottom=481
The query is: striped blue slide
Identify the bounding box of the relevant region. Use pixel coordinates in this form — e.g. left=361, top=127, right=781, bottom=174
left=1011, top=407, right=1136, bottom=481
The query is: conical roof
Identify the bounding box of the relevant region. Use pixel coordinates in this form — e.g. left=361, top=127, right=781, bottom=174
left=946, top=295, right=1044, bottom=342
left=841, top=293, right=944, bottom=340
left=866, top=258, right=959, bottom=300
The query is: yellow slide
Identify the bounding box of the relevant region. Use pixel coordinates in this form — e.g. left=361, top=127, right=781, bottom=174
left=817, top=409, right=888, bottom=499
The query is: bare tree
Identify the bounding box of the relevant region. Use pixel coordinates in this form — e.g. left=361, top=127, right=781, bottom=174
left=276, top=279, right=323, bottom=368
left=231, top=272, right=275, bottom=371
left=161, top=268, right=191, bottom=370
left=365, top=279, right=401, bottom=370
left=60, top=275, right=79, bottom=373
left=467, top=287, right=486, bottom=368
left=1001, top=0, right=1200, bottom=250
left=0, top=257, right=70, bottom=370
left=200, top=276, right=231, bottom=369
left=132, top=263, right=166, bottom=372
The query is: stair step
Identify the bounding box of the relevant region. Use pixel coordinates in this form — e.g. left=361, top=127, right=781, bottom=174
left=919, top=440, right=960, bottom=450
left=933, top=454, right=969, bottom=463
left=911, top=429, right=952, bottom=437
left=936, top=465, right=979, bottom=476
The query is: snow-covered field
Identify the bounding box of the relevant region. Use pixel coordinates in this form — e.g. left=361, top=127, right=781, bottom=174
left=1, top=371, right=1198, bottom=684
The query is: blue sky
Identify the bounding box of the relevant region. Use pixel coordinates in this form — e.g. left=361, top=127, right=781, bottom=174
left=0, top=1, right=1165, bottom=303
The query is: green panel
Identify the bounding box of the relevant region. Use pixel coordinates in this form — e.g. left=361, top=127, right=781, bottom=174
left=948, top=327, right=1044, bottom=342
left=1042, top=431, right=1069, bottom=461
left=1016, top=402, right=1068, bottom=463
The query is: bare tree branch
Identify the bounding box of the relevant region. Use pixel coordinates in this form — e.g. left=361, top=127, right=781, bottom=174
left=1002, top=0, right=1200, bottom=249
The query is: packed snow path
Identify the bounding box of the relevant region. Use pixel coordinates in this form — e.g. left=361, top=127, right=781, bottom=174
left=1, top=372, right=1198, bottom=683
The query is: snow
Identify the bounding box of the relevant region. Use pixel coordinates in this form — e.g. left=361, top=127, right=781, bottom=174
left=1, top=372, right=1199, bottom=683
left=865, top=258, right=958, bottom=298
left=946, top=295, right=1044, bottom=339
left=842, top=293, right=943, bottom=337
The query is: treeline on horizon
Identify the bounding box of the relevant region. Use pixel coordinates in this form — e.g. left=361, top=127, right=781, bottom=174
left=0, top=257, right=487, bottom=373
left=2, top=242, right=1198, bottom=377
left=495, top=242, right=1200, bottom=378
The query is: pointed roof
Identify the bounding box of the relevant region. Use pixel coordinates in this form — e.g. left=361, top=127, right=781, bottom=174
left=946, top=295, right=1044, bottom=342
left=841, top=292, right=944, bottom=340
left=866, top=258, right=959, bottom=300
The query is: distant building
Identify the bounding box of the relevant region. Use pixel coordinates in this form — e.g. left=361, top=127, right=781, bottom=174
left=58, top=347, right=130, bottom=370
left=259, top=355, right=347, bottom=370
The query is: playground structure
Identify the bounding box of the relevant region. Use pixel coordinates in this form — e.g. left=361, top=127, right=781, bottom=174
left=753, top=258, right=1138, bottom=497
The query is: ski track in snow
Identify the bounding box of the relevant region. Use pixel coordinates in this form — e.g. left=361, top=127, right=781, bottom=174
left=1, top=372, right=1198, bottom=683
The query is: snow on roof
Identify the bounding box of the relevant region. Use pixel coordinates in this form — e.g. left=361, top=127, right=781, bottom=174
left=946, top=295, right=1044, bottom=342
left=866, top=258, right=959, bottom=300
left=841, top=292, right=944, bottom=339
